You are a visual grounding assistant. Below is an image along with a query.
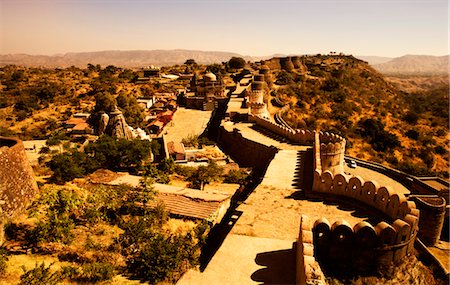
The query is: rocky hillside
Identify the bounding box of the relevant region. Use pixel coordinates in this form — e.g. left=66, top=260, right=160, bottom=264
left=270, top=55, right=449, bottom=177
left=373, top=55, right=449, bottom=75
left=0, top=50, right=256, bottom=68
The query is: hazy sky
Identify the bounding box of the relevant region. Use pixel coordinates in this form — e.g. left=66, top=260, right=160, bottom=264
left=1, top=0, right=448, bottom=56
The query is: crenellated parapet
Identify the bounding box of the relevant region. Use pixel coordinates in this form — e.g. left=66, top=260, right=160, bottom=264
left=247, top=90, right=264, bottom=104
left=309, top=169, right=419, bottom=272
left=318, top=132, right=346, bottom=174
left=248, top=102, right=269, bottom=118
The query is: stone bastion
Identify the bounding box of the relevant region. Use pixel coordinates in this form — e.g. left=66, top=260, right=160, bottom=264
left=246, top=115, right=420, bottom=284
left=0, top=137, right=39, bottom=242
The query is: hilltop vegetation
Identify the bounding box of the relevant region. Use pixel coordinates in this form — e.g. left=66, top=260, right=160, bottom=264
left=274, top=55, right=449, bottom=177
left=0, top=64, right=182, bottom=139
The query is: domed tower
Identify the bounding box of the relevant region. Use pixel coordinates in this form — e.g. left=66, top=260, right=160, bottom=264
left=291, top=56, right=302, bottom=69
left=203, top=72, right=217, bottom=82
left=247, top=75, right=270, bottom=119
left=280, top=57, right=294, bottom=71
left=259, top=64, right=272, bottom=87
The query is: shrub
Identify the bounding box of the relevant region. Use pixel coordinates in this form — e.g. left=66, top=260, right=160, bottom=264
left=78, top=262, right=115, bottom=282
left=19, top=262, right=62, bottom=285
left=405, top=129, right=419, bottom=140
left=223, top=169, right=249, bottom=184
left=126, top=232, right=199, bottom=283
left=0, top=247, right=9, bottom=276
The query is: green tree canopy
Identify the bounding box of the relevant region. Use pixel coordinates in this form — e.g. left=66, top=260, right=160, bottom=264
left=227, top=57, right=246, bottom=69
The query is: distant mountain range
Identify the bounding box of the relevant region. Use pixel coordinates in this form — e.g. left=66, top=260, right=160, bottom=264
left=370, top=55, right=449, bottom=75
left=0, top=50, right=448, bottom=75
left=0, top=50, right=260, bottom=68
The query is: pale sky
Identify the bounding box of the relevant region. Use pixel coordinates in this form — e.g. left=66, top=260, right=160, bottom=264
left=0, top=0, right=448, bottom=57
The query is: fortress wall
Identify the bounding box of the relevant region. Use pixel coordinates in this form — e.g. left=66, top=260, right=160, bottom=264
left=0, top=137, right=39, bottom=242
left=217, top=126, right=278, bottom=174
left=296, top=215, right=326, bottom=285
left=251, top=115, right=315, bottom=145
left=310, top=169, right=419, bottom=271
left=410, top=196, right=446, bottom=246
left=318, top=132, right=346, bottom=175
left=312, top=216, right=416, bottom=273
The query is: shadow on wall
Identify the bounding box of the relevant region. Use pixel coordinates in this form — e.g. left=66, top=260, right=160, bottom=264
left=199, top=210, right=243, bottom=272
left=251, top=248, right=296, bottom=285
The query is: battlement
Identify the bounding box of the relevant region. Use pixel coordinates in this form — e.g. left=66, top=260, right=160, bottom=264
left=247, top=90, right=264, bottom=104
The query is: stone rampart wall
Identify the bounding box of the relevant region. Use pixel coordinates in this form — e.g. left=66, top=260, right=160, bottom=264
left=296, top=215, right=326, bottom=285
left=310, top=169, right=419, bottom=270
left=0, top=137, right=39, bottom=241
left=251, top=116, right=345, bottom=175
left=410, top=196, right=446, bottom=246
left=217, top=126, right=278, bottom=175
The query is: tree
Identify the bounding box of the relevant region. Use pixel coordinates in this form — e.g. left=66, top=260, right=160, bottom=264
left=227, top=57, right=245, bottom=69
left=189, top=161, right=223, bottom=190
left=184, top=59, right=197, bottom=66
left=116, top=92, right=145, bottom=128
left=47, top=153, right=86, bottom=184
left=93, top=92, right=116, bottom=113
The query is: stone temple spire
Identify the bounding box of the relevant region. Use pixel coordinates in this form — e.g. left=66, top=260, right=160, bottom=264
left=104, top=106, right=134, bottom=140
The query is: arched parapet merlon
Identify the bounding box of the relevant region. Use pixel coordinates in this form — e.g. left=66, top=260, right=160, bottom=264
left=403, top=214, right=419, bottom=252
left=386, top=193, right=407, bottom=219
left=318, top=170, right=334, bottom=193
left=361, top=180, right=379, bottom=206
left=330, top=220, right=354, bottom=243
left=374, top=186, right=392, bottom=213
left=375, top=221, right=397, bottom=246
left=392, top=219, right=412, bottom=264
left=332, top=173, right=349, bottom=196
left=312, top=218, right=331, bottom=261
left=347, top=176, right=365, bottom=198
left=374, top=221, right=397, bottom=268
left=353, top=221, right=379, bottom=272
left=329, top=220, right=354, bottom=270
left=354, top=222, right=378, bottom=248
left=398, top=200, right=416, bottom=219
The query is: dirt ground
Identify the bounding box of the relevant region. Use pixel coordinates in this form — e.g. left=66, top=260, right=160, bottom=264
left=162, top=107, right=212, bottom=143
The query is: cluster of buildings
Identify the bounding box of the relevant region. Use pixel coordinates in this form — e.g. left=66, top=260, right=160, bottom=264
left=178, top=72, right=228, bottom=111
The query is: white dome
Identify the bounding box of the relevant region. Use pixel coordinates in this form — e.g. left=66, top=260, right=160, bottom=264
left=204, top=72, right=217, bottom=81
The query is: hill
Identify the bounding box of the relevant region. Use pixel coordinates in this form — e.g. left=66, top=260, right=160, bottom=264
left=0, top=50, right=257, bottom=68
left=269, top=55, right=449, bottom=177
left=356, top=56, right=393, bottom=65
left=373, top=54, right=449, bottom=75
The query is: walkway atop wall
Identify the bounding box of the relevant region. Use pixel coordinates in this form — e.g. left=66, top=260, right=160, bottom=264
left=344, top=164, right=409, bottom=195
left=222, top=121, right=309, bottom=151
left=261, top=150, right=301, bottom=190
left=178, top=234, right=295, bottom=285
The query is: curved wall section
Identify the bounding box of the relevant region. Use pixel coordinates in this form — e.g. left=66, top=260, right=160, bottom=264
left=0, top=137, right=39, bottom=241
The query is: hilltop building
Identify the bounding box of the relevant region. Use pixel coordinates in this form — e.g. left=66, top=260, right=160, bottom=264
left=179, top=72, right=227, bottom=111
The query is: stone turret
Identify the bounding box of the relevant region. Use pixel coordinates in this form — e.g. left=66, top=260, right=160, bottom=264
left=105, top=107, right=134, bottom=140
left=280, top=57, right=295, bottom=71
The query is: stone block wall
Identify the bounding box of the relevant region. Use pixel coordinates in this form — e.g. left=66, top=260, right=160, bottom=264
left=217, top=126, right=278, bottom=175
left=296, top=215, right=326, bottom=285
left=310, top=169, right=419, bottom=270
left=410, top=196, right=446, bottom=246
left=0, top=137, right=39, bottom=242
